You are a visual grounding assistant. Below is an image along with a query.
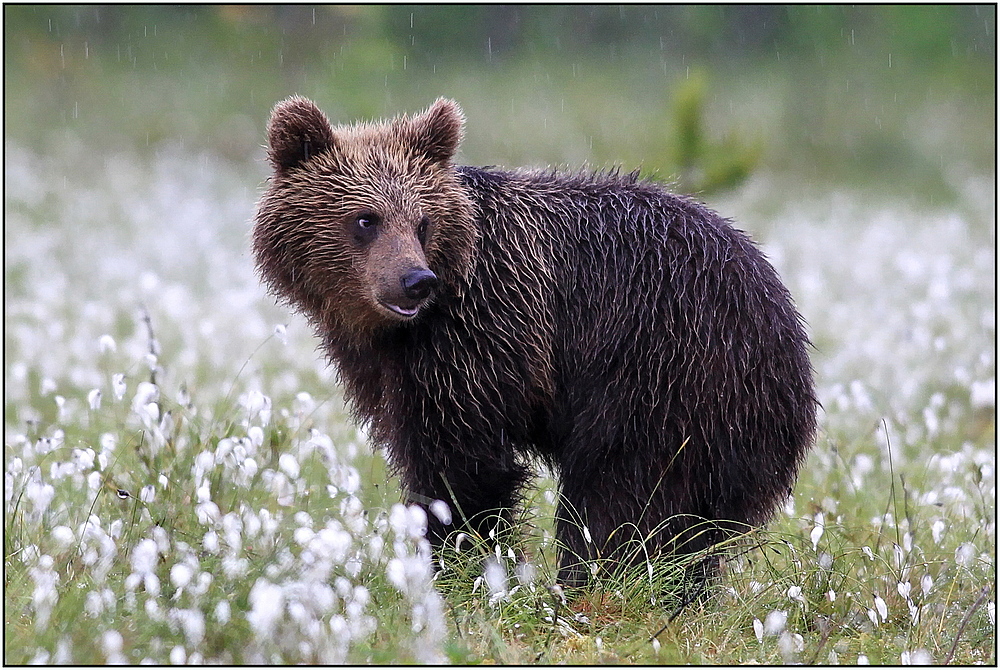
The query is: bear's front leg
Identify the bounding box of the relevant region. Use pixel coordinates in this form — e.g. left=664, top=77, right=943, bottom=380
left=390, top=434, right=532, bottom=555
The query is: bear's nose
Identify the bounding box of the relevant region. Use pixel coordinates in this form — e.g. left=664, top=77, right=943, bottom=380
left=400, top=269, right=439, bottom=301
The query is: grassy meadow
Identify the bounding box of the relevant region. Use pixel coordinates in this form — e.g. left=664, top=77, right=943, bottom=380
left=4, top=6, right=995, bottom=664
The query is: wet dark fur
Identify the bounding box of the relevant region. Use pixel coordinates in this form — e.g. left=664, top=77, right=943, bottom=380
left=254, top=98, right=817, bottom=587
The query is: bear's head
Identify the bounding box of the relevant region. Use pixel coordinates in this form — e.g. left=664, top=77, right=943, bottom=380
left=253, top=96, right=477, bottom=341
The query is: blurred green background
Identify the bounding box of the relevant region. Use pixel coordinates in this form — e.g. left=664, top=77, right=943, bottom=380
left=4, top=4, right=995, bottom=199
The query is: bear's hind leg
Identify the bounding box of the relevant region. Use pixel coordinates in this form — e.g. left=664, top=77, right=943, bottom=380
left=553, top=456, right=650, bottom=588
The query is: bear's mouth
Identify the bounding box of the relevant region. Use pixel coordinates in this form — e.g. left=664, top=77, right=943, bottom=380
left=379, top=300, right=422, bottom=319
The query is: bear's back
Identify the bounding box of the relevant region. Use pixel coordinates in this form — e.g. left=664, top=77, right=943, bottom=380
left=450, top=165, right=814, bottom=481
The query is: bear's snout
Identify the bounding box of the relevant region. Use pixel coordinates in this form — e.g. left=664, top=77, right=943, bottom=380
left=401, top=268, right=439, bottom=301
left=377, top=267, right=439, bottom=319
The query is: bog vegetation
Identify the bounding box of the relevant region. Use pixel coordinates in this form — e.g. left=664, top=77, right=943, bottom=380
left=4, top=5, right=995, bottom=664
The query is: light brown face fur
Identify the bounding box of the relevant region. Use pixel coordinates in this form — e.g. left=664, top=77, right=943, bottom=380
left=253, top=97, right=477, bottom=341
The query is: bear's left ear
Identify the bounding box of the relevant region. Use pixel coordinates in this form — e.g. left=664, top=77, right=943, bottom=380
left=408, top=98, right=464, bottom=164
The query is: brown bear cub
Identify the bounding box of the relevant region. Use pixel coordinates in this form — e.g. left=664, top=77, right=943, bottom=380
left=254, top=96, right=817, bottom=588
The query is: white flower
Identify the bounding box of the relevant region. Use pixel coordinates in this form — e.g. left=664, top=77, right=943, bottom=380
left=173, top=607, right=205, bottom=645
left=810, top=512, right=825, bottom=549
left=131, top=382, right=159, bottom=412
left=429, top=500, right=452, bottom=525
left=931, top=519, right=946, bottom=544
left=85, top=590, right=105, bottom=617
left=278, top=453, right=300, bottom=479
left=98, top=334, right=117, bottom=353
left=810, top=524, right=824, bottom=550
left=763, top=609, right=787, bottom=636
left=484, top=557, right=508, bottom=600
left=87, top=389, right=102, bottom=410
left=29, top=555, right=59, bottom=629
left=242, top=390, right=272, bottom=424
left=246, top=578, right=285, bottom=637
left=202, top=531, right=219, bottom=554
left=778, top=631, right=804, bottom=661
left=955, top=543, right=976, bottom=566
left=970, top=379, right=995, bottom=408
left=170, top=563, right=194, bottom=589
left=248, top=426, right=264, bottom=449
left=901, top=649, right=933, bottom=665
left=407, top=505, right=428, bottom=539
left=753, top=618, right=764, bottom=643
left=26, top=481, right=55, bottom=519
left=101, top=630, right=123, bottom=656
left=131, top=538, right=159, bottom=576
left=111, top=374, right=127, bottom=400
left=788, top=585, right=806, bottom=607
left=51, top=525, right=75, bottom=550
left=874, top=595, right=888, bottom=622
left=215, top=600, right=231, bottom=625
left=169, top=645, right=186, bottom=665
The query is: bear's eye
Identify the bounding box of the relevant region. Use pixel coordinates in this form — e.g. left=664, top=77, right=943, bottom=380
left=352, top=211, right=380, bottom=246
left=417, top=216, right=431, bottom=246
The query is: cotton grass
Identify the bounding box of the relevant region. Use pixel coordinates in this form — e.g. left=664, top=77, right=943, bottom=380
left=5, top=134, right=994, bottom=663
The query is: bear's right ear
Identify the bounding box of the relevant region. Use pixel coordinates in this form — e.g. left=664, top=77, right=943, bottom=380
left=266, top=96, right=337, bottom=175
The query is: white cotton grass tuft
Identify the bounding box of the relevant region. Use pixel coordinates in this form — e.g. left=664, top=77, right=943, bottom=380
left=787, top=585, right=806, bottom=607
left=955, top=542, right=976, bottom=566
left=111, top=374, right=127, bottom=401
left=242, top=390, right=272, bottom=425
left=873, top=595, right=889, bottom=623
left=762, top=609, right=787, bottom=636
left=778, top=631, right=804, bottom=662
left=131, top=381, right=159, bottom=411
left=931, top=518, right=946, bottom=544
left=278, top=453, right=300, bottom=479
left=51, top=525, right=75, bottom=550
left=29, top=555, right=59, bottom=630
left=246, top=578, right=285, bottom=638
left=101, top=630, right=126, bottom=664
left=429, top=500, right=452, bottom=525
left=215, top=600, right=231, bottom=625
left=97, top=334, right=117, bottom=353
left=484, top=557, right=508, bottom=601
left=169, top=645, right=186, bottom=665
left=170, top=563, right=195, bottom=589
left=901, top=649, right=933, bottom=665
left=389, top=503, right=428, bottom=541
left=247, top=425, right=265, bottom=449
